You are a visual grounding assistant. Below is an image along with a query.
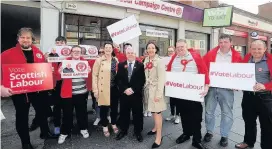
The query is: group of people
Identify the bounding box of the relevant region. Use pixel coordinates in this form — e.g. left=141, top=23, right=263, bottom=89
left=1, top=27, right=272, bottom=149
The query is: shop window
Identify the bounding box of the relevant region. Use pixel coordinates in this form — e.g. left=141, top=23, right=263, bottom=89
left=185, top=31, right=209, bottom=56
left=139, top=25, right=176, bottom=56
left=64, top=14, right=118, bottom=48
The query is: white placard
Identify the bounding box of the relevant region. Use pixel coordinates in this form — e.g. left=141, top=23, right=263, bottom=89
left=209, top=63, right=256, bottom=91
left=161, top=56, right=171, bottom=70
left=47, top=46, right=72, bottom=62
left=0, top=109, right=5, bottom=120
left=107, top=15, right=142, bottom=44
left=79, top=45, right=99, bottom=59
left=61, top=60, right=89, bottom=78
left=165, top=72, right=205, bottom=102
left=146, top=29, right=169, bottom=38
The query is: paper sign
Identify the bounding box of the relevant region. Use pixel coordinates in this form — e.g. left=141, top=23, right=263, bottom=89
left=161, top=57, right=171, bottom=70
left=209, top=63, right=256, bottom=91
left=61, top=60, right=89, bottom=78
left=79, top=45, right=99, bottom=59
left=165, top=72, right=205, bottom=102
left=107, top=15, right=142, bottom=44
left=2, top=63, right=53, bottom=94
left=0, top=110, right=5, bottom=120
left=146, top=29, right=169, bottom=38
left=47, top=46, right=72, bottom=62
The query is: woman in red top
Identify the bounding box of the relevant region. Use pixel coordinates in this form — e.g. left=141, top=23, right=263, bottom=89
left=57, top=45, right=92, bottom=144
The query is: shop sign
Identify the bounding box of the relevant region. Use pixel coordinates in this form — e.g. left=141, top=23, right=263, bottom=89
left=65, top=3, right=77, bottom=10
left=222, top=28, right=248, bottom=38
left=252, top=35, right=268, bottom=41
left=233, top=13, right=272, bottom=33
left=202, top=6, right=233, bottom=27
left=107, top=15, right=142, bottom=44
left=146, top=29, right=168, bottom=38
left=250, top=31, right=258, bottom=37
left=89, top=0, right=184, bottom=18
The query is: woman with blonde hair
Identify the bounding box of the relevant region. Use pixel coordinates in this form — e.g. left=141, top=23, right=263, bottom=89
left=143, top=42, right=166, bottom=148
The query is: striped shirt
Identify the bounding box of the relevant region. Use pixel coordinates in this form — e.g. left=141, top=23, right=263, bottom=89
left=215, top=49, right=232, bottom=63
left=72, top=78, right=87, bottom=95
left=172, top=52, right=198, bottom=74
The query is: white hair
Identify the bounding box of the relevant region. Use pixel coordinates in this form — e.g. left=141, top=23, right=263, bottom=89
left=250, top=40, right=267, bottom=49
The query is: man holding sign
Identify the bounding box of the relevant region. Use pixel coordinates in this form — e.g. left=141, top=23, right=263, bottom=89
left=203, top=35, right=242, bottom=147
left=166, top=39, right=209, bottom=149
left=1, top=28, right=57, bottom=149
left=235, top=40, right=272, bottom=149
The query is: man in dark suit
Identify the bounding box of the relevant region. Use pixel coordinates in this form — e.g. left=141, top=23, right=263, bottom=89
left=63, top=63, right=74, bottom=73
left=115, top=45, right=146, bottom=142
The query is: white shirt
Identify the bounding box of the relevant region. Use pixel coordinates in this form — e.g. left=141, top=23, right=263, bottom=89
left=215, top=49, right=232, bottom=63
left=172, top=52, right=198, bottom=74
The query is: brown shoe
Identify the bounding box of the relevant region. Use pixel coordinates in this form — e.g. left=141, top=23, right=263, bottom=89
left=235, top=142, right=253, bottom=149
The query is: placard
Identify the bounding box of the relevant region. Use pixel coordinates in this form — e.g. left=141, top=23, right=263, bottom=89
left=107, top=15, right=142, bottom=44
left=165, top=72, right=205, bottom=102
left=47, top=46, right=72, bottom=62
left=209, top=63, right=256, bottom=91
left=79, top=45, right=99, bottom=59
left=61, top=60, right=89, bottom=78
left=2, top=63, right=53, bottom=94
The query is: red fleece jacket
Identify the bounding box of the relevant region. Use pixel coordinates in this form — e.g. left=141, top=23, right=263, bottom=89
left=166, top=49, right=210, bottom=84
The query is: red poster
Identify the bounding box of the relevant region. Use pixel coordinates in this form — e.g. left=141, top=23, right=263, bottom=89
left=2, top=63, right=53, bottom=94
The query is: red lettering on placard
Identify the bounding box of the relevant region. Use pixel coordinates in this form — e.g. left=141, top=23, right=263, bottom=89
left=166, top=81, right=204, bottom=90
left=210, top=71, right=254, bottom=78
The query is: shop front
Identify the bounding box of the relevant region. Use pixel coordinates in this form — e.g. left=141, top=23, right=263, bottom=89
left=40, top=0, right=212, bottom=55
left=220, top=11, right=272, bottom=56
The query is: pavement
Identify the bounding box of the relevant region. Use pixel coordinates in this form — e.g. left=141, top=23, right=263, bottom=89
left=1, top=91, right=262, bottom=149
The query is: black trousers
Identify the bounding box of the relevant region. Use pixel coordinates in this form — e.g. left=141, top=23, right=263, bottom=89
left=52, top=80, right=63, bottom=127
left=60, top=92, right=88, bottom=135
left=178, top=99, right=203, bottom=143
left=91, top=91, right=96, bottom=110
left=119, top=94, right=143, bottom=133
left=11, top=92, right=49, bottom=145
left=170, top=97, right=180, bottom=116
left=242, top=91, right=272, bottom=149
left=100, top=86, right=119, bottom=127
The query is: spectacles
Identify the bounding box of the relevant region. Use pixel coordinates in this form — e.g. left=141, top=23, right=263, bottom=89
left=98, top=51, right=105, bottom=54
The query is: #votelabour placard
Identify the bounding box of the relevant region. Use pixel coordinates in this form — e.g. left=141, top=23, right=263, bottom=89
left=209, top=63, right=256, bottom=91
left=165, top=72, right=205, bottom=102
left=2, top=63, right=53, bottom=94
left=107, top=15, right=142, bottom=44
left=61, top=60, right=89, bottom=78
left=47, top=46, right=72, bottom=62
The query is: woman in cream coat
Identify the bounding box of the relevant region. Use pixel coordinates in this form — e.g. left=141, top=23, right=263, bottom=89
left=92, top=43, right=119, bottom=137
left=143, top=42, right=166, bottom=148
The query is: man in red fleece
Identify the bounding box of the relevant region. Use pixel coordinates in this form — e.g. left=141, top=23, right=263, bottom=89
left=1, top=28, right=57, bottom=149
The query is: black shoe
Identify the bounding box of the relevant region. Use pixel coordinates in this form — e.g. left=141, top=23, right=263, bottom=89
left=115, top=131, right=127, bottom=140
left=176, top=134, right=190, bottom=144
left=29, top=123, right=39, bottom=132
left=219, top=137, right=228, bottom=147
left=22, top=143, right=34, bottom=149
left=192, top=142, right=208, bottom=149
left=203, top=133, right=213, bottom=142
left=152, top=137, right=163, bottom=148
left=135, top=133, right=143, bottom=142
left=40, top=132, right=58, bottom=139
left=147, top=130, right=156, bottom=135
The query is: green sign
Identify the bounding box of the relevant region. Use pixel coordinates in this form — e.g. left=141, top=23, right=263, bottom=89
left=203, top=6, right=233, bottom=27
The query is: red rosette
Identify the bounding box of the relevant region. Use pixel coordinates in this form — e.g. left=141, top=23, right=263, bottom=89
left=145, top=62, right=153, bottom=69
left=124, top=65, right=128, bottom=68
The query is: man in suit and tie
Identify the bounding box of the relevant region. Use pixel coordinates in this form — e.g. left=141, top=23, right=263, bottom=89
left=115, top=45, right=146, bottom=142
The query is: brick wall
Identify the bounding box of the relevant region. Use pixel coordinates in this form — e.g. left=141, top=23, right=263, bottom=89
left=258, top=2, right=272, bottom=20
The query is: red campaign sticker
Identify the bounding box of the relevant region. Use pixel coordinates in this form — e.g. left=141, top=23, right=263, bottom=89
left=145, top=62, right=153, bottom=69
left=258, top=68, right=263, bottom=72
left=2, top=63, right=53, bottom=94
left=76, top=62, right=87, bottom=72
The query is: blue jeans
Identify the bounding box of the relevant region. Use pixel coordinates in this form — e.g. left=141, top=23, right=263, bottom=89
left=205, top=87, right=234, bottom=137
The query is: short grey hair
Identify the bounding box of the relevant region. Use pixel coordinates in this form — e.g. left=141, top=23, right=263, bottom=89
left=219, top=34, right=232, bottom=42
left=17, top=27, right=35, bottom=41
left=250, top=40, right=267, bottom=49
left=176, top=39, right=187, bottom=44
